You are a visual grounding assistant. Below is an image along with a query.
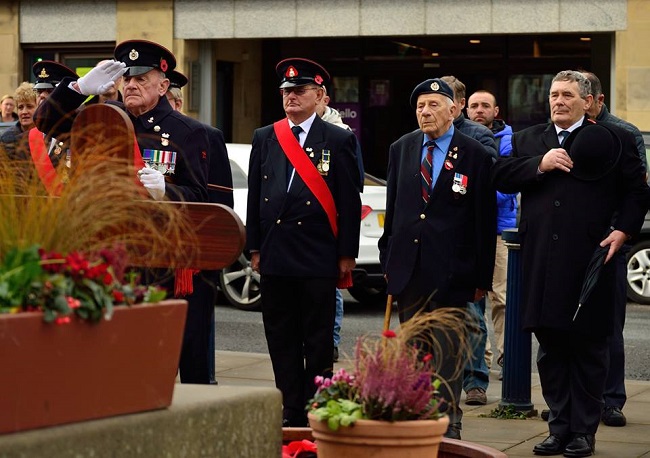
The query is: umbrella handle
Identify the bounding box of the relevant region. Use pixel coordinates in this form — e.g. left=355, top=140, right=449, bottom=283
left=383, top=294, right=393, bottom=332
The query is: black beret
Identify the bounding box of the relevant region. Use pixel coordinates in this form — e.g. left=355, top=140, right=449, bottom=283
left=114, top=39, right=176, bottom=77
left=276, top=58, right=330, bottom=89
left=564, top=122, right=621, bottom=181
left=168, top=70, right=188, bottom=89
left=32, top=60, right=79, bottom=90
left=410, top=78, right=454, bottom=108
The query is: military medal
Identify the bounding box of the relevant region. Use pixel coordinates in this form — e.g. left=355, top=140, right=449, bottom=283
left=143, top=148, right=177, bottom=175
left=317, top=149, right=331, bottom=175
left=161, top=132, right=170, bottom=147
left=53, top=142, right=63, bottom=156
left=453, top=172, right=468, bottom=195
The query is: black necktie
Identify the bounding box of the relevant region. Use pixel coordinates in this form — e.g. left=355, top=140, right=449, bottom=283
left=559, top=130, right=570, bottom=147
left=287, top=126, right=303, bottom=187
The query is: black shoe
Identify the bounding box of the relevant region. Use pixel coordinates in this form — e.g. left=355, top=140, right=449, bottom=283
left=333, top=346, right=339, bottom=362
left=601, top=406, right=626, bottom=426
left=563, top=434, right=594, bottom=457
left=533, top=434, right=568, bottom=456
left=541, top=409, right=550, bottom=421
left=444, top=423, right=462, bottom=440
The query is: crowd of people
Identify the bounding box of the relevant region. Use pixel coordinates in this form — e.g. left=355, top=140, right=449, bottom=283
left=1, top=39, right=648, bottom=458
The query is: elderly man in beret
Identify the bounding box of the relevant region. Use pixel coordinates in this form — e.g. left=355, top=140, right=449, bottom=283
left=246, top=57, right=361, bottom=427
left=491, top=70, right=648, bottom=457
left=378, top=78, right=496, bottom=440
left=34, top=40, right=213, bottom=385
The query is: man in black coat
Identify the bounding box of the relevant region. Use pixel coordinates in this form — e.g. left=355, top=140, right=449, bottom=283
left=34, top=40, right=213, bottom=384
left=378, top=78, right=496, bottom=439
left=491, top=70, right=648, bottom=457
left=246, top=58, right=361, bottom=427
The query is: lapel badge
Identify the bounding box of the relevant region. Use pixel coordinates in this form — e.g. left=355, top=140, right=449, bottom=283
left=129, top=49, right=139, bottom=61
left=161, top=132, right=170, bottom=147
left=154, top=125, right=161, bottom=132
left=53, top=141, right=63, bottom=156
left=306, top=147, right=314, bottom=157
left=453, top=152, right=458, bottom=159
left=317, top=149, right=331, bottom=175
left=444, top=160, right=454, bottom=170
left=448, top=151, right=453, bottom=158
left=147, top=117, right=154, bottom=123
left=453, top=146, right=458, bottom=151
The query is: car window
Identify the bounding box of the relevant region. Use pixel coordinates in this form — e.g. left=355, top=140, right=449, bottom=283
left=229, top=160, right=248, bottom=189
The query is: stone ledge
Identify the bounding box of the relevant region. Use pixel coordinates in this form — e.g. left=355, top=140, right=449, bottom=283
left=0, top=384, right=283, bottom=458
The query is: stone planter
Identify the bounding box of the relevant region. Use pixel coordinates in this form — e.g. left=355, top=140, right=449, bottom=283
left=0, top=300, right=187, bottom=434
left=308, top=412, right=449, bottom=458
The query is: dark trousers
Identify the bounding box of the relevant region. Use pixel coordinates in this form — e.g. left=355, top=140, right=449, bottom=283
left=535, top=329, right=609, bottom=437
left=178, top=271, right=217, bottom=384
left=143, top=269, right=216, bottom=384
left=395, top=271, right=468, bottom=433
left=261, top=275, right=336, bottom=426
left=604, top=248, right=628, bottom=408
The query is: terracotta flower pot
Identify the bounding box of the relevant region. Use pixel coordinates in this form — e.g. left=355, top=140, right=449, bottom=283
left=0, top=300, right=187, bottom=434
left=308, top=412, right=449, bottom=458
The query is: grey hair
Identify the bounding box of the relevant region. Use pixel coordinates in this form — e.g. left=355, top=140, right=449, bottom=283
left=552, top=70, right=592, bottom=99
left=581, top=71, right=602, bottom=97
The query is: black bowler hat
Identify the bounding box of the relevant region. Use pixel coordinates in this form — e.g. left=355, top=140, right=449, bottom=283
left=276, top=58, right=330, bottom=89
left=168, top=70, right=188, bottom=89
left=564, top=122, right=622, bottom=181
left=114, top=39, right=176, bottom=77
left=32, top=60, right=78, bottom=90
left=410, top=78, right=454, bottom=108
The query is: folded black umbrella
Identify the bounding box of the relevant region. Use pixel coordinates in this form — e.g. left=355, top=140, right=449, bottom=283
left=573, top=228, right=613, bottom=321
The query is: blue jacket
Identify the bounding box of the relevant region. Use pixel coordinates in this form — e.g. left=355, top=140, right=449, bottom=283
left=492, top=119, right=518, bottom=234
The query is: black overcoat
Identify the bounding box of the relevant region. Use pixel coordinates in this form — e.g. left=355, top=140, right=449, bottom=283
left=491, top=118, right=649, bottom=336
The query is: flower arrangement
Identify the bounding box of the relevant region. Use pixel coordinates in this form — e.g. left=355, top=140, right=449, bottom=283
left=0, top=127, right=196, bottom=323
left=0, top=244, right=166, bottom=323
left=308, top=308, right=471, bottom=431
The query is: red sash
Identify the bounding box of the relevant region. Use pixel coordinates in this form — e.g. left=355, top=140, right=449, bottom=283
left=28, top=128, right=64, bottom=197
left=273, top=119, right=353, bottom=288
left=274, top=119, right=338, bottom=237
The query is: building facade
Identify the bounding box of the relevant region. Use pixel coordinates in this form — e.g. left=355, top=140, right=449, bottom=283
left=1, top=0, right=648, bottom=176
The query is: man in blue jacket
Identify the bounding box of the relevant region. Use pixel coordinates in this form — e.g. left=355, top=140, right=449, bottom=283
left=467, top=90, right=518, bottom=381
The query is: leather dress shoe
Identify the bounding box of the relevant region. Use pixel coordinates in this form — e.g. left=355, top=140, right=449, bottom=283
left=601, top=406, right=626, bottom=426
left=533, top=434, right=568, bottom=456
left=444, top=422, right=462, bottom=440
left=563, top=434, right=595, bottom=457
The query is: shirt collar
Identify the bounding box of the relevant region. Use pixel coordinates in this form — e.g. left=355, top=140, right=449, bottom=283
left=422, top=124, right=455, bottom=147
left=555, top=118, right=584, bottom=136
left=289, top=112, right=317, bottom=136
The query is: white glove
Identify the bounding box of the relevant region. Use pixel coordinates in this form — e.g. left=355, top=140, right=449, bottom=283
left=77, top=60, right=127, bottom=96
left=138, top=167, right=166, bottom=201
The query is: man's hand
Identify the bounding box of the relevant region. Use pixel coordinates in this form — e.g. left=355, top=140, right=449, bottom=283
left=338, top=256, right=356, bottom=278
left=539, top=148, right=574, bottom=173
left=601, top=229, right=629, bottom=264
left=474, top=289, right=487, bottom=302
left=251, top=252, right=260, bottom=273
left=138, top=167, right=166, bottom=200
left=77, top=60, right=127, bottom=96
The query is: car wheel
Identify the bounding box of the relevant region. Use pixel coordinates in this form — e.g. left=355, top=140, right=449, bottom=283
left=347, top=284, right=387, bottom=307
left=626, top=240, right=650, bottom=305
left=220, top=253, right=262, bottom=311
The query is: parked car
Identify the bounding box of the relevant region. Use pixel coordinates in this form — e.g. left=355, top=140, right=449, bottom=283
left=625, top=131, right=650, bottom=304
left=220, top=143, right=387, bottom=311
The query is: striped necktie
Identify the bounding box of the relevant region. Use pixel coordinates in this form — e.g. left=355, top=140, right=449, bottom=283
left=559, top=130, right=570, bottom=147
left=421, top=141, right=435, bottom=204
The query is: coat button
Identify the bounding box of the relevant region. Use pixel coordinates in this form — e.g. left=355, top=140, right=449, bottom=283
left=554, top=200, right=560, bottom=207
left=297, top=221, right=302, bottom=225
left=414, top=239, right=419, bottom=244
left=306, top=200, right=311, bottom=205
left=552, top=234, right=559, bottom=241
left=420, top=214, right=426, bottom=220
left=264, top=175, right=268, bottom=180
left=276, top=219, right=281, bottom=224
left=264, top=197, right=269, bottom=202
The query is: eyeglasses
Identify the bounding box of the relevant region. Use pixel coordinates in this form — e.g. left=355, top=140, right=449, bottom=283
left=280, top=87, right=319, bottom=97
